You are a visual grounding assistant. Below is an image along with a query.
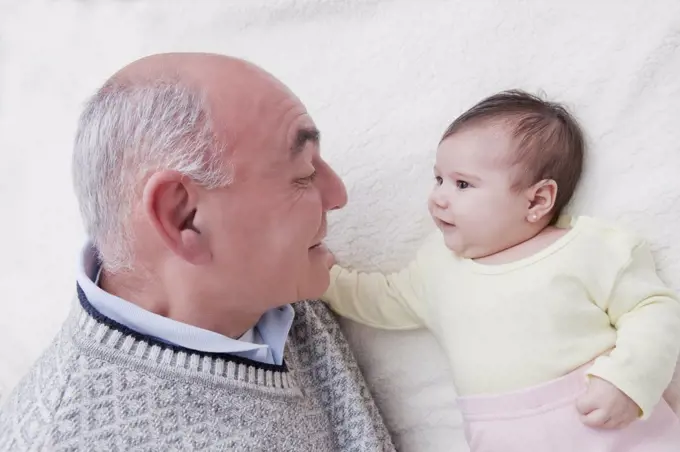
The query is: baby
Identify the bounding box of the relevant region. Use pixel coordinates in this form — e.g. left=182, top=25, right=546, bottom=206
left=322, top=90, right=680, bottom=451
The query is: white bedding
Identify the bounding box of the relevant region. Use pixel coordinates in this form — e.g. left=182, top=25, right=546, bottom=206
left=1, top=1, right=679, bottom=450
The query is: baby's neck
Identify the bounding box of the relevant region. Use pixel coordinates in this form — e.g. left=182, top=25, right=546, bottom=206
left=473, top=225, right=570, bottom=265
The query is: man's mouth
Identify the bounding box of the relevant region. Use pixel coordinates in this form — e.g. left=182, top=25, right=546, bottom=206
left=310, top=225, right=327, bottom=250
left=309, top=238, right=325, bottom=250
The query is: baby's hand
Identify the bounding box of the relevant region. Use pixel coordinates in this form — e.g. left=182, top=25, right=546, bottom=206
left=575, top=376, right=640, bottom=429
left=326, top=248, right=337, bottom=269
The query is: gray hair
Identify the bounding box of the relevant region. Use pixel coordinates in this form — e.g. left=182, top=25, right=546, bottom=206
left=72, top=79, right=231, bottom=272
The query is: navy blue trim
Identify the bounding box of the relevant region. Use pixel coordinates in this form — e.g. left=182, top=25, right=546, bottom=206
left=76, top=284, right=288, bottom=372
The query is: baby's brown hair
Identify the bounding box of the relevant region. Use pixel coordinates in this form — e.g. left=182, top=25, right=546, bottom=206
left=441, top=89, right=585, bottom=223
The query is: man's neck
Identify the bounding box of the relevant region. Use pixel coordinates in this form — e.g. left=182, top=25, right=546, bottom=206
left=99, top=268, right=261, bottom=339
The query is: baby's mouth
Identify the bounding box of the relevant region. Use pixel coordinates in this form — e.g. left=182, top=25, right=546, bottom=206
left=438, top=218, right=456, bottom=228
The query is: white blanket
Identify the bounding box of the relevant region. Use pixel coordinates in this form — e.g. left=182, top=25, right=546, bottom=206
left=1, top=1, right=679, bottom=450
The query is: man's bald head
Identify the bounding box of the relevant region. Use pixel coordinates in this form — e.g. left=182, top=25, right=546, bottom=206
left=108, top=53, right=298, bottom=144
left=72, top=52, right=298, bottom=271
left=110, top=52, right=273, bottom=88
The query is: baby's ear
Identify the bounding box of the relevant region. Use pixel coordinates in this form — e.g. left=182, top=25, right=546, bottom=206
left=526, top=179, right=557, bottom=223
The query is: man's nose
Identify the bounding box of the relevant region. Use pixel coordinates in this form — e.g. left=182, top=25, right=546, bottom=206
left=319, top=163, right=348, bottom=211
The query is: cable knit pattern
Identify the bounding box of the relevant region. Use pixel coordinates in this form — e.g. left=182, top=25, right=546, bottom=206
left=0, top=289, right=394, bottom=451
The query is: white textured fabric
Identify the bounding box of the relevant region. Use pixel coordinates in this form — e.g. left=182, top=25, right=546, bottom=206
left=1, top=1, right=680, bottom=451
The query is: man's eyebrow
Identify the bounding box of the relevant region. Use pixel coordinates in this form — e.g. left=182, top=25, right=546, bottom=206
left=290, top=127, right=320, bottom=156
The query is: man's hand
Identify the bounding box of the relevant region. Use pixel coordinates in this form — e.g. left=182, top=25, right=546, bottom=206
left=575, top=376, right=640, bottom=429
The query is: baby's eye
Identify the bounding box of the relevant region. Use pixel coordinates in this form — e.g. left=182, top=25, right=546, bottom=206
left=456, top=180, right=470, bottom=189
left=434, top=176, right=443, bottom=185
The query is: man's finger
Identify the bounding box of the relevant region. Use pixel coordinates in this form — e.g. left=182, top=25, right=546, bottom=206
left=580, top=408, right=609, bottom=428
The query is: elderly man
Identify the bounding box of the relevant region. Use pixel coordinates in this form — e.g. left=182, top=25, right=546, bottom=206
left=0, top=53, right=394, bottom=451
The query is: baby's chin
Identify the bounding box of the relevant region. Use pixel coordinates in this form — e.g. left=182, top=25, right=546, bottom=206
left=442, top=235, right=466, bottom=256
left=442, top=237, right=488, bottom=260
left=439, top=228, right=498, bottom=259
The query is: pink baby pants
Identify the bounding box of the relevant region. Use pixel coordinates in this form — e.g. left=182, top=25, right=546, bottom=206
left=457, top=367, right=680, bottom=452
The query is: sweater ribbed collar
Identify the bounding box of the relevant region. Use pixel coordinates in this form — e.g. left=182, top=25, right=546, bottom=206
left=68, top=284, right=297, bottom=391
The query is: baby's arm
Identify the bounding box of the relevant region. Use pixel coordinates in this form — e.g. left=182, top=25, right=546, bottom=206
left=322, top=234, right=438, bottom=330
left=587, top=239, right=680, bottom=419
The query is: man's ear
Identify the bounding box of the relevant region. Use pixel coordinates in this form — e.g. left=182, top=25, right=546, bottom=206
left=142, top=171, right=211, bottom=264
left=525, top=179, right=558, bottom=223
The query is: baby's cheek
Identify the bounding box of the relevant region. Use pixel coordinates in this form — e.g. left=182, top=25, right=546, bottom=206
left=426, top=198, right=437, bottom=214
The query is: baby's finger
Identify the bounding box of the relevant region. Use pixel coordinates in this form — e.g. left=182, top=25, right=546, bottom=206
left=580, top=408, right=609, bottom=428
left=575, top=392, right=599, bottom=415
left=601, top=416, right=624, bottom=430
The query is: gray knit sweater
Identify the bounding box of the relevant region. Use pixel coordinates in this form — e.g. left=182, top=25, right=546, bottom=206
left=0, top=288, right=395, bottom=451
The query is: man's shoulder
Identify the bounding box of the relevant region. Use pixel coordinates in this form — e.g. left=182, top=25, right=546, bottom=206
left=0, top=330, right=78, bottom=451
left=288, top=300, right=396, bottom=451
left=0, top=299, right=394, bottom=452
left=288, top=300, right=348, bottom=356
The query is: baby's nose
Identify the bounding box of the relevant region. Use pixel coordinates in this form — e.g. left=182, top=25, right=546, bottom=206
left=430, top=190, right=449, bottom=209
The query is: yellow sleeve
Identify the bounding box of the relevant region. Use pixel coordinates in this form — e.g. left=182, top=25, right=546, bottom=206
left=587, top=239, right=680, bottom=418
left=321, top=238, right=435, bottom=330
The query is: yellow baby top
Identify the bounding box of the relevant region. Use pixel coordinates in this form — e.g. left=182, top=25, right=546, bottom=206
left=323, top=216, right=680, bottom=418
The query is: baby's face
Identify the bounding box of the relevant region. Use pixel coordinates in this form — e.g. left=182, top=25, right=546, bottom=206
left=428, top=124, right=530, bottom=259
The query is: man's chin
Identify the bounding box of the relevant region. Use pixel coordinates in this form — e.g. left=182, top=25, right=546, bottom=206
left=300, top=269, right=331, bottom=302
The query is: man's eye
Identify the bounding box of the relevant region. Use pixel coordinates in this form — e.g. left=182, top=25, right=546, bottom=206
left=456, top=180, right=470, bottom=189
left=434, top=176, right=443, bottom=185
left=297, top=172, right=317, bottom=185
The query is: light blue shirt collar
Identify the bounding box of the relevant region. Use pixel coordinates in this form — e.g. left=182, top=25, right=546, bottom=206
left=76, top=242, right=294, bottom=365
